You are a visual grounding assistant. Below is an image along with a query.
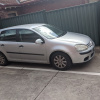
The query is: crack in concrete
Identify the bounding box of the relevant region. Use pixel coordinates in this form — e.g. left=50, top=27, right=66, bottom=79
left=34, top=71, right=59, bottom=100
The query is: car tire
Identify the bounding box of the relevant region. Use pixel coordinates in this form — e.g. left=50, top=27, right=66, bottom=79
left=51, top=52, right=72, bottom=71
left=0, top=53, right=8, bottom=66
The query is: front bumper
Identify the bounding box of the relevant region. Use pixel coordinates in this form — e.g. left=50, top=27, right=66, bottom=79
left=72, top=46, right=95, bottom=64
left=81, top=49, right=94, bottom=62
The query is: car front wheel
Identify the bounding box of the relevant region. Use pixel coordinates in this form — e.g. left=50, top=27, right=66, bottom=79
left=51, top=52, right=72, bottom=70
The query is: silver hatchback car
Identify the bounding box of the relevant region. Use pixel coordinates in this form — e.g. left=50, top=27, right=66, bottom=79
left=0, top=24, right=95, bottom=70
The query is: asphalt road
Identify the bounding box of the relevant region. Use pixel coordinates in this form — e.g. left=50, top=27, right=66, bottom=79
left=0, top=48, right=100, bottom=100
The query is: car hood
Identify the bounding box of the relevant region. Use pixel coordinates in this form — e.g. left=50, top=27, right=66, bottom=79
left=57, top=32, right=90, bottom=44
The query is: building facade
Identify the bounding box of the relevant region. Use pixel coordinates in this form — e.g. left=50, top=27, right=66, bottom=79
left=0, top=0, right=99, bottom=19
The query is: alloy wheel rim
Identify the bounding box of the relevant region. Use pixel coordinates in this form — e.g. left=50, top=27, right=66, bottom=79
left=54, top=55, right=67, bottom=68
left=0, top=55, right=5, bottom=64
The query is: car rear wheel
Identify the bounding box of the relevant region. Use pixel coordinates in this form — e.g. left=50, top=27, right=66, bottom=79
left=0, top=53, right=8, bottom=66
left=51, top=52, right=72, bottom=70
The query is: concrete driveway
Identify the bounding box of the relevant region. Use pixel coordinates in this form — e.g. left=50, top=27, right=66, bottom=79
left=0, top=47, right=100, bottom=100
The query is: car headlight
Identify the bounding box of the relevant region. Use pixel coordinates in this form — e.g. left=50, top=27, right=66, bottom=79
left=75, top=44, right=88, bottom=51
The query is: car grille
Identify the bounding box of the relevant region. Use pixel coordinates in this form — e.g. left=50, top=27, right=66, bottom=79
left=87, top=41, right=93, bottom=47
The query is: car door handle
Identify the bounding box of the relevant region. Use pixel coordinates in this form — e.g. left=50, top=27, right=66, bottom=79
left=1, top=44, right=4, bottom=46
left=19, top=45, right=24, bottom=47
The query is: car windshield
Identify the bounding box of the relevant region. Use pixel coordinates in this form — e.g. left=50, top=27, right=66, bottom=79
left=33, top=25, right=66, bottom=39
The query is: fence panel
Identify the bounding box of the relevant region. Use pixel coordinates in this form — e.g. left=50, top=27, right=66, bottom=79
left=46, top=8, right=79, bottom=32
left=0, top=19, right=2, bottom=29
left=76, top=3, right=99, bottom=45
left=97, top=1, right=100, bottom=45
left=1, top=10, right=46, bottom=28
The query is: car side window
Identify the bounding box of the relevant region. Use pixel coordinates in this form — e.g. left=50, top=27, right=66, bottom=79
left=18, top=29, right=41, bottom=43
left=0, top=30, right=16, bottom=41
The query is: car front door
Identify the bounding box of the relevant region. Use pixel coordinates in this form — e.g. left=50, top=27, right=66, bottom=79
left=17, top=29, right=47, bottom=63
left=0, top=29, right=20, bottom=61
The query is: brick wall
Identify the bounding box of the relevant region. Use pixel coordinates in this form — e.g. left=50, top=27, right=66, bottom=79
left=89, top=0, right=99, bottom=2
left=1, top=0, right=99, bottom=18
left=20, top=0, right=86, bottom=14
left=0, top=0, right=18, bottom=5
left=0, top=11, right=7, bottom=19
left=0, top=8, right=21, bottom=19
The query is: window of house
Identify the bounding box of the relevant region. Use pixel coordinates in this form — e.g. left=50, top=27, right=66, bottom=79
left=0, top=30, right=16, bottom=41
left=18, top=29, right=41, bottom=43
left=8, top=13, right=17, bottom=17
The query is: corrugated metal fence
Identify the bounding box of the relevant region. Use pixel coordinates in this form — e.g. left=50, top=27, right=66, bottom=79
left=0, top=2, right=100, bottom=45
left=0, top=10, right=46, bottom=28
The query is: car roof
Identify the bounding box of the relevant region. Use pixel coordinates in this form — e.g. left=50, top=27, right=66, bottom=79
left=0, top=23, right=46, bottom=32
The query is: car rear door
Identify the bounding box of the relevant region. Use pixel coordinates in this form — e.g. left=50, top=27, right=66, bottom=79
left=17, top=29, right=47, bottom=63
left=0, top=29, right=20, bottom=61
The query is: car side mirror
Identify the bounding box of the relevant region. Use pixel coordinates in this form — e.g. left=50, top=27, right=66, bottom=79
left=35, top=39, right=44, bottom=44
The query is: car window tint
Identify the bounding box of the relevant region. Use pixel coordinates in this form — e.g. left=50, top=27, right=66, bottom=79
left=0, top=30, right=16, bottom=41
left=18, top=29, right=41, bottom=43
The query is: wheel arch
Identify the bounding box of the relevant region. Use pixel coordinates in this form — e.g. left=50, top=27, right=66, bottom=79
left=0, top=51, right=8, bottom=66
left=0, top=51, right=8, bottom=60
left=49, top=51, right=72, bottom=64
